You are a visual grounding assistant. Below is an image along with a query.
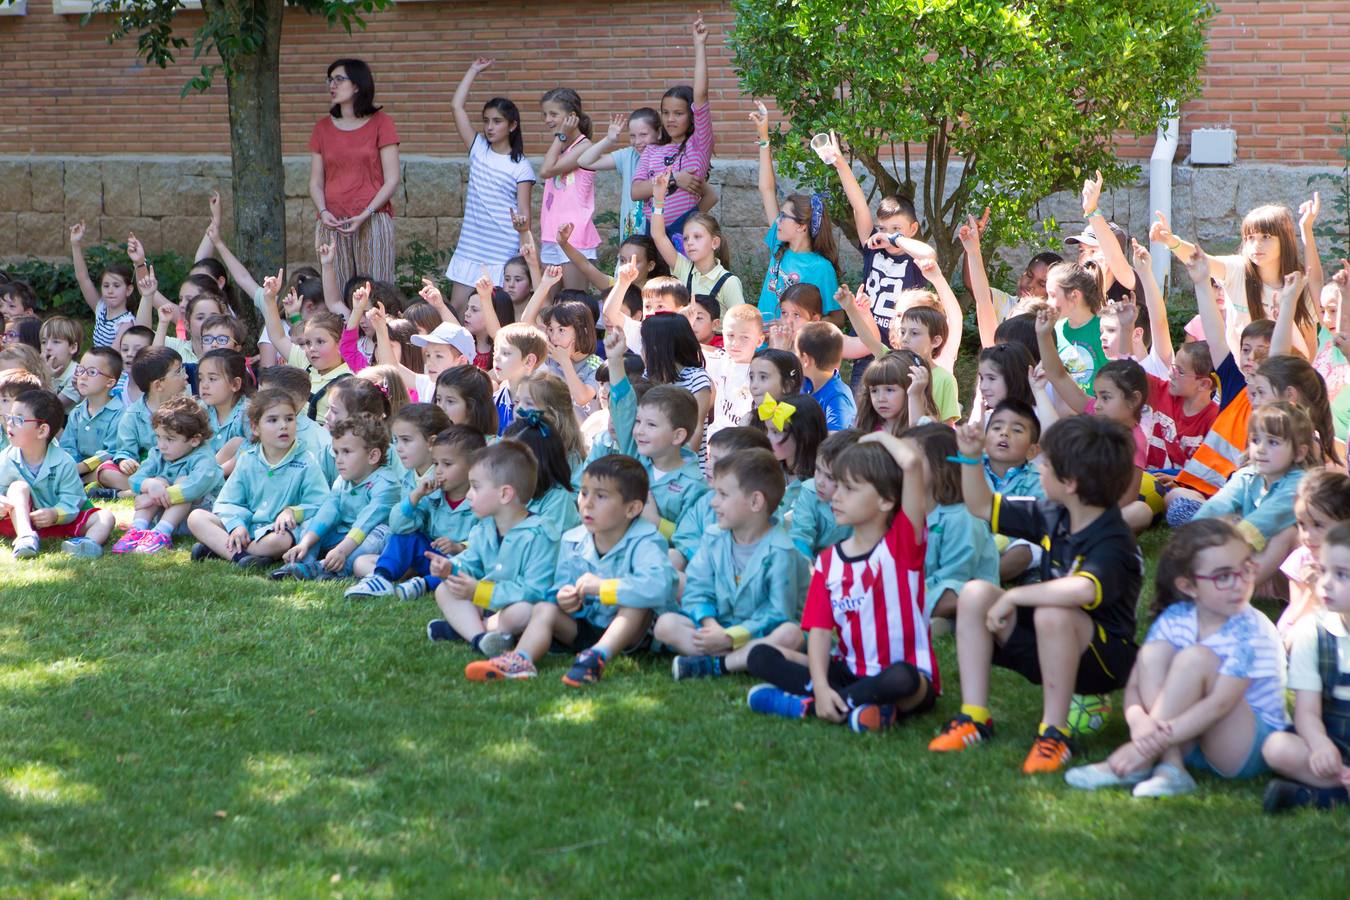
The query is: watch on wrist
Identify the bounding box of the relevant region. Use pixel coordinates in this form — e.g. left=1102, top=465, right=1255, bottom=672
left=555, top=132, right=568, bottom=143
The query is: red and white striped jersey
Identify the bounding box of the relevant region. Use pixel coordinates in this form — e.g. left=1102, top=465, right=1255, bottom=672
left=801, top=510, right=938, bottom=689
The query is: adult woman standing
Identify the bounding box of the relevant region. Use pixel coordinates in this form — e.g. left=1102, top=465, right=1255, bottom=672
left=308, top=58, right=402, bottom=286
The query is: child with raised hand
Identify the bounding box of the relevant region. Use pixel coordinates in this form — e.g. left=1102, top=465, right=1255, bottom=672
left=603, top=327, right=709, bottom=550
left=789, top=428, right=859, bottom=560
left=258, top=270, right=353, bottom=424
left=197, top=349, right=252, bottom=476
left=656, top=447, right=809, bottom=680
left=187, top=388, right=331, bottom=568
left=537, top=296, right=602, bottom=420
left=746, top=432, right=937, bottom=733
left=0, top=389, right=116, bottom=560
left=69, top=222, right=137, bottom=348
left=1152, top=201, right=1319, bottom=357
left=491, top=322, right=549, bottom=435
left=1277, top=470, right=1350, bottom=641
left=60, top=348, right=125, bottom=488
left=536, top=88, right=600, bottom=291
left=40, top=316, right=82, bottom=410
left=272, top=416, right=400, bottom=581
left=1067, top=519, right=1286, bottom=798
left=959, top=212, right=1062, bottom=347
left=446, top=57, right=535, bottom=310
left=749, top=103, right=842, bottom=324
left=905, top=423, right=1000, bottom=624
left=578, top=109, right=661, bottom=240
left=631, top=15, right=715, bottom=245
left=1193, top=401, right=1314, bottom=583
left=434, top=365, right=499, bottom=438
left=932, top=415, right=1142, bottom=774
left=348, top=422, right=481, bottom=602
left=892, top=301, right=962, bottom=423
left=1043, top=261, right=1109, bottom=397
left=257, top=364, right=336, bottom=484
left=112, top=398, right=224, bottom=554
left=465, top=455, right=671, bottom=684
left=1263, top=521, right=1350, bottom=813
left=794, top=323, right=856, bottom=431
left=425, top=440, right=561, bottom=655
left=102, top=347, right=188, bottom=496
left=650, top=176, right=744, bottom=316
left=854, top=350, right=937, bottom=436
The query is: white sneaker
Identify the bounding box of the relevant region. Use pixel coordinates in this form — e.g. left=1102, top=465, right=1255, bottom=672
left=1065, top=762, right=1150, bottom=791
left=1132, top=763, right=1197, bottom=798
left=12, top=535, right=39, bottom=560
left=345, top=574, right=395, bottom=598
left=478, top=630, right=516, bottom=657
left=394, top=576, right=429, bottom=602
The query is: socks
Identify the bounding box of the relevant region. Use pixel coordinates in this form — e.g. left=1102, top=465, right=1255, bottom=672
left=152, top=522, right=174, bottom=537
left=131, top=518, right=151, bottom=531
left=711, top=656, right=726, bottom=676
left=516, top=649, right=532, bottom=662
left=591, top=646, right=611, bottom=661
left=961, top=704, right=992, bottom=725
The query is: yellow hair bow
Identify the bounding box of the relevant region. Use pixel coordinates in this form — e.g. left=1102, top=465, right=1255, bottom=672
left=757, top=394, right=796, bottom=431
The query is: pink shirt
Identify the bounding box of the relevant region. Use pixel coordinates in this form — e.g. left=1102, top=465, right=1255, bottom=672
left=540, top=139, right=601, bottom=250
left=308, top=111, right=400, bottom=220
left=633, top=102, right=714, bottom=224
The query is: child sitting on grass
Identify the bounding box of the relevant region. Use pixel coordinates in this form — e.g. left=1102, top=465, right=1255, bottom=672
left=103, top=347, right=188, bottom=496
left=655, top=448, right=809, bottom=680
left=467, top=455, right=677, bottom=685
left=347, top=424, right=482, bottom=602
left=789, top=428, right=859, bottom=559
left=746, top=432, right=937, bottom=734
left=491, top=322, right=549, bottom=434
left=112, top=398, right=224, bottom=555
left=187, top=389, right=331, bottom=568
left=979, top=400, right=1045, bottom=582
left=931, top=415, right=1142, bottom=774
left=1067, top=519, right=1286, bottom=798
left=427, top=440, right=561, bottom=654
left=1263, top=521, right=1350, bottom=813
left=0, top=389, right=116, bottom=559
left=273, top=416, right=401, bottom=581
left=257, top=365, right=336, bottom=484
left=58, top=348, right=124, bottom=487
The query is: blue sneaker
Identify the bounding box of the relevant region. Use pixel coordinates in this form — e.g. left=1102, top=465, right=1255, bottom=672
left=61, top=537, right=104, bottom=559
left=847, top=703, right=898, bottom=733
left=747, top=684, right=812, bottom=719
left=426, top=619, right=460, bottom=642
left=671, top=655, right=718, bottom=681
left=270, top=560, right=323, bottom=581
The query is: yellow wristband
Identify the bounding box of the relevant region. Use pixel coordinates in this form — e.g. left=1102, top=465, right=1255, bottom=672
left=472, top=580, right=495, bottom=609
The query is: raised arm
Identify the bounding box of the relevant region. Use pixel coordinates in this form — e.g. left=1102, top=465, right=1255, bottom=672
left=519, top=230, right=543, bottom=289
left=1131, top=238, right=1173, bottom=367
left=1035, top=307, right=1089, bottom=415
left=916, top=257, right=963, bottom=371
left=953, top=419, right=994, bottom=522
left=906, top=364, right=931, bottom=430
left=519, top=265, right=564, bottom=327
left=193, top=191, right=222, bottom=263
left=452, top=58, right=493, bottom=150
left=958, top=215, right=998, bottom=348
left=691, top=15, right=709, bottom=107
left=1150, top=211, right=1227, bottom=283
left=601, top=260, right=641, bottom=332
left=68, top=222, right=100, bottom=311
left=1299, top=192, right=1325, bottom=305
left=577, top=114, right=624, bottom=171
left=859, top=432, right=928, bottom=542
left=208, top=221, right=264, bottom=300
left=258, top=268, right=294, bottom=361
left=133, top=265, right=169, bottom=331
left=749, top=103, right=778, bottom=228
left=553, top=223, right=613, bottom=292
left=837, top=284, right=887, bottom=359
left=1185, top=243, right=1231, bottom=369
left=316, top=239, right=348, bottom=317
left=1271, top=271, right=1306, bottom=358
left=1082, top=171, right=1136, bottom=292
left=474, top=268, right=505, bottom=341
left=825, top=132, right=875, bottom=240
left=369, top=301, right=418, bottom=393
left=418, top=277, right=461, bottom=325
left=648, top=176, right=683, bottom=270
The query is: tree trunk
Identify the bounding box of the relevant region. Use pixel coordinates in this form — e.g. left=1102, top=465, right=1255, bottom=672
left=219, top=0, right=286, bottom=293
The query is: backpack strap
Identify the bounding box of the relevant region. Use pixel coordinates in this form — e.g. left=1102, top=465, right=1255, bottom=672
left=308, top=372, right=352, bottom=421
left=706, top=272, right=734, bottom=309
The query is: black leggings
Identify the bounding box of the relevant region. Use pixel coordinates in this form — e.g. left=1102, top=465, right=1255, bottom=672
left=747, top=645, right=934, bottom=714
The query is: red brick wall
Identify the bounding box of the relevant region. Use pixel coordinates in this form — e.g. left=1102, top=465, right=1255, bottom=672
left=0, top=0, right=1345, bottom=163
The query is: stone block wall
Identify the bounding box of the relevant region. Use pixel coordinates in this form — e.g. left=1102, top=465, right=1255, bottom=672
left=0, top=154, right=1341, bottom=294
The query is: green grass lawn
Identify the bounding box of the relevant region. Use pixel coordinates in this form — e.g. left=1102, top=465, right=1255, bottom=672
left=0, top=514, right=1341, bottom=897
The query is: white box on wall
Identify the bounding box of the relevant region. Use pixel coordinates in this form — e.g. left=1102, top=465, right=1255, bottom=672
left=0, top=0, right=28, bottom=16
left=1191, top=128, right=1237, bottom=166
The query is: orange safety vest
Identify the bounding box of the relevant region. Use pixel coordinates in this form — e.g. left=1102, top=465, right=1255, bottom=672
left=1175, top=389, right=1251, bottom=497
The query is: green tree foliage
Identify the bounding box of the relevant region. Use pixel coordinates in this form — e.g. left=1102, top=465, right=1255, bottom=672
left=85, top=0, right=391, bottom=279
left=729, top=0, right=1215, bottom=280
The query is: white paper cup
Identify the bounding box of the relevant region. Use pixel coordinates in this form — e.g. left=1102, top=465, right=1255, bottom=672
left=810, top=133, right=837, bottom=165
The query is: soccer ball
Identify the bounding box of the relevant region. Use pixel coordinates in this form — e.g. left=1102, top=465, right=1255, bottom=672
left=1068, top=693, right=1112, bottom=737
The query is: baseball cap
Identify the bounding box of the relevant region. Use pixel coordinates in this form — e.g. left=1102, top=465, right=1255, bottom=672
left=411, top=321, right=476, bottom=360
left=1066, top=222, right=1130, bottom=257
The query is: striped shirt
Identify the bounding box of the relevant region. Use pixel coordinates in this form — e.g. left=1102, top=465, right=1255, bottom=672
left=93, top=301, right=135, bottom=349
left=633, top=102, right=714, bottom=225
left=448, top=134, right=536, bottom=270
left=801, top=510, right=937, bottom=686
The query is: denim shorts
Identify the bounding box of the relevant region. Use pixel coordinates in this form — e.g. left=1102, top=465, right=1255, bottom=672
left=1183, top=710, right=1280, bottom=779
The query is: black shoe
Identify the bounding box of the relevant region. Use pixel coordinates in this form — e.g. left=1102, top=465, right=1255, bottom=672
left=233, top=553, right=273, bottom=570
left=191, top=542, right=219, bottom=562
left=1263, top=779, right=1348, bottom=814
left=87, top=487, right=118, bottom=501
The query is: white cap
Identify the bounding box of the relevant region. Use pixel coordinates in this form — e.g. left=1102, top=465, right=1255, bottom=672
left=411, top=321, right=476, bottom=361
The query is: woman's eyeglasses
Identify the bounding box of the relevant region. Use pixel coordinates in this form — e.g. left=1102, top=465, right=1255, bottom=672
left=326, top=75, right=350, bottom=87
left=1192, top=558, right=1259, bottom=591
left=776, top=211, right=804, bottom=224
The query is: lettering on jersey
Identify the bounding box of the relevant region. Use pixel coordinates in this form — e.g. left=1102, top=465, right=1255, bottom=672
left=832, top=590, right=866, bottom=615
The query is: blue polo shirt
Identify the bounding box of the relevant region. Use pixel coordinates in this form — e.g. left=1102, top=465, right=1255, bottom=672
left=804, top=371, right=857, bottom=431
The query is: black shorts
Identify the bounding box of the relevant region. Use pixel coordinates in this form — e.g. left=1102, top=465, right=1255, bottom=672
left=549, top=615, right=652, bottom=655
left=991, top=606, right=1137, bottom=694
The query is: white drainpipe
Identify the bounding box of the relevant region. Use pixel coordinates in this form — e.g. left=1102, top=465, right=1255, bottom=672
left=1149, top=107, right=1180, bottom=291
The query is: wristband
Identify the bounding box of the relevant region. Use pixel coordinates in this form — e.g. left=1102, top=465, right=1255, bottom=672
left=288, top=314, right=302, bottom=324
left=756, top=139, right=770, bottom=147
left=1167, top=238, right=1182, bottom=250
left=652, top=206, right=664, bottom=217
left=946, top=455, right=982, bottom=466
left=1083, top=206, right=1097, bottom=218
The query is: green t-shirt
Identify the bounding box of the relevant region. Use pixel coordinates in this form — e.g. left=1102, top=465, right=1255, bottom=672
left=1055, top=315, right=1107, bottom=397
left=931, top=364, right=962, bottom=422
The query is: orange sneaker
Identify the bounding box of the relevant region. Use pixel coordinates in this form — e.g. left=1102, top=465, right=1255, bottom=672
left=465, top=651, right=537, bottom=682
left=928, top=714, right=993, bottom=752
left=1022, top=725, right=1075, bottom=774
